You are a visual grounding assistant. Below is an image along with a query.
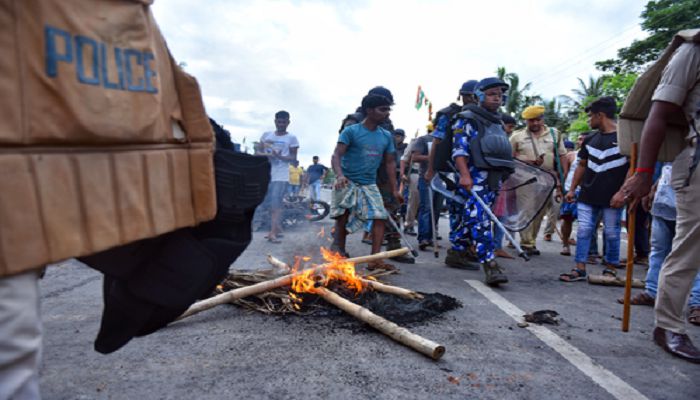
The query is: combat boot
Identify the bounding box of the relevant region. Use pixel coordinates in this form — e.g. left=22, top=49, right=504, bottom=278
left=386, top=238, right=415, bottom=264
left=444, top=249, right=480, bottom=270
left=482, top=260, right=508, bottom=286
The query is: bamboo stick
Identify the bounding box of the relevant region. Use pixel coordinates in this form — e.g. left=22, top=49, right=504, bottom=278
left=362, top=280, right=424, bottom=300
left=316, top=287, right=445, bottom=360
left=622, top=143, right=638, bottom=332
left=176, top=248, right=411, bottom=321
left=587, top=274, right=644, bottom=289
left=266, top=255, right=291, bottom=273
left=266, top=254, right=424, bottom=300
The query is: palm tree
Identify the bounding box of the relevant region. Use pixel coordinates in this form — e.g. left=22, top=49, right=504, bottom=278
left=543, top=97, right=572, bottom=134
left=570, top=76, right=605, bottom=106
left=496, top=67, right=539, bottom=117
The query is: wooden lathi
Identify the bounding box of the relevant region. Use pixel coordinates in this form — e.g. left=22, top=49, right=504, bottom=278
left=176, top=248, right=410, bottom=321
left=588, top=274, right=644, bottom=289
left=316, top=287, right=445, bottom=360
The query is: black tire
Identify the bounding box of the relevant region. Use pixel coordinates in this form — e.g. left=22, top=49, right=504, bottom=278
left=305, top=201, right=330, bottom=221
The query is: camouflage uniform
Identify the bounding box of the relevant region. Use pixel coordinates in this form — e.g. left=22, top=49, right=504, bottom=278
left=450, top=117, right=497, bottom=264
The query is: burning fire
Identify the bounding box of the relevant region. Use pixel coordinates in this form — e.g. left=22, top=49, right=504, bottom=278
left=290, top=247, right=365, bottom=300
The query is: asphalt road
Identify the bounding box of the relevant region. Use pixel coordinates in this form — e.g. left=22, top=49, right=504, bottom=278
left=40, top=213, right=699, bottom=399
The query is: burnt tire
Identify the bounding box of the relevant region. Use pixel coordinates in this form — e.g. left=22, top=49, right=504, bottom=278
left=305, top=201, right=330, bottom=221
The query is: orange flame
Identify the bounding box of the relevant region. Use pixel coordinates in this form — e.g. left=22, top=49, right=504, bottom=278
left=290, top=247, right=364, bottom=298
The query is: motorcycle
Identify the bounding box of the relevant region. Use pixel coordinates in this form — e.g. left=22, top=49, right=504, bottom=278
left=253, top=193, right=330, bottom=231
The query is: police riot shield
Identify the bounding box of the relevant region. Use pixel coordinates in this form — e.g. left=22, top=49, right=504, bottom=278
left=430, top=159, right=556, bottom=232
left=493, top=160, right=556, bottom=232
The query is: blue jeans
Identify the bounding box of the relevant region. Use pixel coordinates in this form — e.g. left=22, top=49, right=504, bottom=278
left=309, top=180, right=322, bottom=201
left=288, top=184, right=300, bottom=196
left=645, top=217, right=700, bottom=307
left=417, top=177, right=433, bottom=242
left=575, top=202, right=623, bottom=265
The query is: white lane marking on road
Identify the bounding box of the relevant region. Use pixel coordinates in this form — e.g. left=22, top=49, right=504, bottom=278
left=465, top=280, right=649, bottom=400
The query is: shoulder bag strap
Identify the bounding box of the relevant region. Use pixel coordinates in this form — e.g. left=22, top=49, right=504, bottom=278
left=550, top=128, right=565, bottom=185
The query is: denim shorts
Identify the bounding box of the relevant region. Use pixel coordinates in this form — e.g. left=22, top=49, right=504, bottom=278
left=266, top=181, right=288, bottom=208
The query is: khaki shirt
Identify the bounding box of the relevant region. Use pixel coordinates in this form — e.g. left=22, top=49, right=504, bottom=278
left=652, top=42, right=700, bottom=134
left=510, top=126, right=567, bottom=172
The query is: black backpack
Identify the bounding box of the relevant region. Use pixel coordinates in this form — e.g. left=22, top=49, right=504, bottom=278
left=432, top=103, right=464, bottom=172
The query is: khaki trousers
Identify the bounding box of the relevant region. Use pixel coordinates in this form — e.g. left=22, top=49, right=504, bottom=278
left=543, top=195, right=561, bottom=236
left=520, top=192, right=558, bottom=248
left=655, top=146, right=700, bottom=333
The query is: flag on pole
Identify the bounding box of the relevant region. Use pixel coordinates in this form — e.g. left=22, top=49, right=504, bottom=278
left=415, top=86, right=425, bottom=110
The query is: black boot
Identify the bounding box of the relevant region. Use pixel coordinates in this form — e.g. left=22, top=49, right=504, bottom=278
left=483, top=260, right=508, bottom=286
left=444, top=249, right=480, bottom=270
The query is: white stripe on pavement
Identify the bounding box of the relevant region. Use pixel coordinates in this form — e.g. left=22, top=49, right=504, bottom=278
left=465, top=280, right=649, bottom=400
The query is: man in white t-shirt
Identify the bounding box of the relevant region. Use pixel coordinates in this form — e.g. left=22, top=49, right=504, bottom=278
left=257, top=110, right=299, bottom=242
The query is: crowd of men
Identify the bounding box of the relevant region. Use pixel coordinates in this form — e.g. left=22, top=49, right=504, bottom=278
left=255, top=36, right=700, bottom=365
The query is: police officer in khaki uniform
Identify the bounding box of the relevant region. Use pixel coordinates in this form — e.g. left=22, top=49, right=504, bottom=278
left=510, top=105, right=567, bottom=255
left=614, top=37, right=700, bottom=364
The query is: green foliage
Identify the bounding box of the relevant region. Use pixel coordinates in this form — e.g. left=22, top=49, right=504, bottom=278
left=543, top=97, right=572, bottom=134
left=572, top=76, right=605, bottom=103
left=323, top=169, right=335, bottom=184
left=496, top=66, right=541, bottom=117
left=600, top=72, right=639, bottom=107
left=596, top=0, right=700, bottom=73
left=568, top=112, right=591, bottom=134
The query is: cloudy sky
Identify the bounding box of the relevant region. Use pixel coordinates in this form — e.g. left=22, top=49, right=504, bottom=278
left=151, top=0, right=647, bottom=167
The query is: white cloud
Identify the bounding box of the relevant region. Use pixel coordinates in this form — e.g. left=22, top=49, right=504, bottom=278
left=152, top=0, right=646, bottom=166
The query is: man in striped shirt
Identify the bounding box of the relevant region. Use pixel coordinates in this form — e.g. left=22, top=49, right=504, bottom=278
left=559, top=97, right=629, bottom=282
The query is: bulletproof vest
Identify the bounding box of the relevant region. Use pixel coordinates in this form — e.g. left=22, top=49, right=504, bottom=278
left=618, top=29, right=700, bottom=161
left=457, top=105, right=514, bottom=189
left=0, top=0, right=217, bottom=277
left=433, top=103, right=464, bottom=172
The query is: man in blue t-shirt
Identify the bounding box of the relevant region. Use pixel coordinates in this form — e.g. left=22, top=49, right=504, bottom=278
left=306, top=156, right=328, bottom=201
left=330, top=93, right=401, bottom=270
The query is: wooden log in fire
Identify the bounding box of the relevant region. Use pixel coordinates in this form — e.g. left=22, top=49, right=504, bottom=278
left=361, top=279, right=424, bottom=300
left=316, top=287, right=445, bottom=360
left=266, top=255, right=424, bottom=300
left=266, top=254, right=291, bottom=273
left=177, top=248, right=411, bottom=321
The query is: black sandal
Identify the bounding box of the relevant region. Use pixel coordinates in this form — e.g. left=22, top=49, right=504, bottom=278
left=602, top=268, right=617, bottom=278
left=559, top=268, right=587, bottom=282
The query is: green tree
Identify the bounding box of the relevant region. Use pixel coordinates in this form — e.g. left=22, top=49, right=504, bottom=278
left=567, top=112, right=591, bottom=135
left=542, top=98, right=572, bottom=134
left=572, top=76, right=605, bottom=104
left=600, top=72, right=639, bottom=108
left=496, top=66, right=541, bottom=117
left=323, top=169, right=335, bottom=185
left=596, top=0, right=700, bottom=73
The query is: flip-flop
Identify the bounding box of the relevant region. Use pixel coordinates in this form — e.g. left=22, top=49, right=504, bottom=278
left=560, top=247, right=571, bottom=256
left=267, top=237, right=282, bottom=244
